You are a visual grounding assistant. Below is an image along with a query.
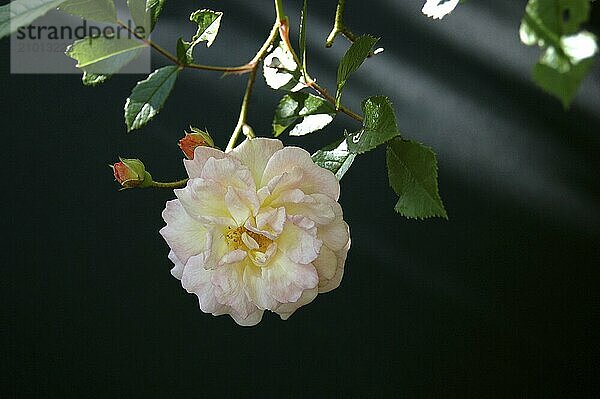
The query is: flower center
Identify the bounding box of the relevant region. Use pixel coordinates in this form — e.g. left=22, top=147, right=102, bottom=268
left=225, top=226, right=272, bottom=252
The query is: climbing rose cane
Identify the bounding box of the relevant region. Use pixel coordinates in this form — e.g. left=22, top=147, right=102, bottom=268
left=160, top=138, right=350, bottom=326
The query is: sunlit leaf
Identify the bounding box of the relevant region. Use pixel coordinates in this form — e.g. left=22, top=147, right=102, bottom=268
left=346, top=96, right=400, bottom=154
left=0, top=0, right=65, bottom=39
left=147, top=0, right=165, bottom=31
left=59, top=0, right=117, bottom=23
left=176, top=9, right=222, bottom=65
left=127, top=0, right=164, bottom=33
left=66, top=36, right=146, bottom=75
left=422, top=0, right=460, bottom=20
left=273, top=92, right=335, bottom=137
left=263, top=40, right=307, bottom=92
left=312, top=139, right=356, bottom=180
left=127, top=0, right=147, bottom=31
left=82, top=72, right=109, bottom=86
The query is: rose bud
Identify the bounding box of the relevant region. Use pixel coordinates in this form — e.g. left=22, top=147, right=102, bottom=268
left=178, top=127, right=215, bottom=159
left=111, top=158, right=153, bottom=189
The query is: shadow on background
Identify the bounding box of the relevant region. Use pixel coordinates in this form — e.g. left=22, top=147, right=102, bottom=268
left=1, top=0, right=599, bottom=397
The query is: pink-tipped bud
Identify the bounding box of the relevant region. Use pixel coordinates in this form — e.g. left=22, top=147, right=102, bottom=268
left=178, top=127, right=214, bottom=159
left=111, top=158, right=152, bottom=189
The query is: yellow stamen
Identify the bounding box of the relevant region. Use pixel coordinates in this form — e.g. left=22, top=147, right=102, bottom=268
left=225, top=226, right=272, bottom=251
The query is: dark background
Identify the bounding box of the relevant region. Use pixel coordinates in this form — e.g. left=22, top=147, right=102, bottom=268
left=2, top=0, right=599, bottom=397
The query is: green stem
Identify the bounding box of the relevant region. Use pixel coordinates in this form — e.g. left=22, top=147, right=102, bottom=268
left=225, top=22, right=280, bottom=152
left=226, top=67, right=258, bottom=152
left=326, top=0, right=356, bottom=47
left=149, top=179, right=189, bottom=189
left=249, top=23, right=280, bottom=66
left=117, top=20, right=254, bottom=74
left=275, top=0, right=287, bottom=22
left=308, top=81, right=363, bottom=122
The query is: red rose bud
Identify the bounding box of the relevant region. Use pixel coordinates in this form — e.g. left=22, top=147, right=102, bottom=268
left=111, top=158, right=153, bottom=189
left=178, top=127, right=214, bottom=159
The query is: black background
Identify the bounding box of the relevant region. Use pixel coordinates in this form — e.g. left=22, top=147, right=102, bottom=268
left=2, top=0, right=599, bottom=397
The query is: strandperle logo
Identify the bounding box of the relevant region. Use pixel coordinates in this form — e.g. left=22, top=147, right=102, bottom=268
left=15, top=19, right=146, bottom=41
left=8, top=4, right=152, bottom=75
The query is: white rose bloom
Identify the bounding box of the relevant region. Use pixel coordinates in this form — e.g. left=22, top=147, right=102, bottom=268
left=160, top=138, right=350, bottom=326
left=422, top=0, right=459, bottom=20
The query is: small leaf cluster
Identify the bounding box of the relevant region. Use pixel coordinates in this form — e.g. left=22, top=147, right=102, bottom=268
left=520, top=0, right=598, bottom=107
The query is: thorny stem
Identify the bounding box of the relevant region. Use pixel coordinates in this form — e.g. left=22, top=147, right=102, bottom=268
left=117, top=20, right=254, bottom=74
left=325, top=0, right=357, bottom=47
left=309, top=81, right=363, bottom=122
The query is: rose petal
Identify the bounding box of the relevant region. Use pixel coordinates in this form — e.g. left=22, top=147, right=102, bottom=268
left=181, top=253, right=227, bottom=315
left=271, top=190, right=336, bottom=225
left=167, top=250, right=185, bottom=280
left=316, top=200, right=350, bottom=252
left=314, top=240, right=349, bottom=293
left=262, top=147, right=340, bottom=200
left=184, top=147, right=227, bottom=178
left=263, top=251, right=319, bottom=303
left=211, top=263, right=257, bottom=318
left=229, top=138, right=283, bottom=186
left=229, top=308, right=264, bottom=327
left=275, top=287, right=318, bottom=320
left=175, top=179, right=232, bottom=225
left=277, top=217, right=322, bottom=265
left=201, top=156, right=256, bottom=192
left=225, top=187, right=255, bottom=226
left=160, top=200, right=209, bottom=264
left=218, top=249, right=247, bottom=266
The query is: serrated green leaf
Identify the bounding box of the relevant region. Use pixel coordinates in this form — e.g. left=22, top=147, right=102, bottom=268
left=312, top=140, right=356, bottom=180
left=386, top=137, right=447, bottom=219
left=59, top=0, right=116, bottom=23
left=0, top=0, right=66, bottom=39
left=533, top=53, right=595, bottom=108
left=125, top=65, right=180, bottom=132
left=176, top=9, right=222, bottom=65
left=66, top=36, right=146, bottom=75
left=82, top=71, right=109, bottom=86
left=263, top=40, right=307, bottom=92
left=299, top=0, right=307, bottom=73
left=336, top=35, right=379, bottom=106
left=273, top=92, right=335, bottom=137
left=346, top=96, right=400, bottom=154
